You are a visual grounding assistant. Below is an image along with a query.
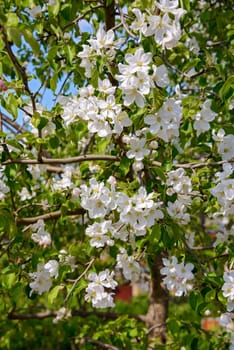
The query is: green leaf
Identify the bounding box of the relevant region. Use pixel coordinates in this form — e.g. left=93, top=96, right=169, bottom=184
left=6, top=13, right=19, bottom=27
left=119, top=157, right=132, bottom=176
left=152, top=166, right=166, bottom=182
left=191, top=337, right=198, bottom=350
left=22, top=29, right=40, bottom=56
left=6, top=138, right=24, bottom=151
left=7, top=27, right=22, bottom=47
left=50, top=73, right=58, bottom=91
left=73, top=279, right=87, bottom=296
left=48, top=0, right=60, bottom=16
left=151, top=223, right=161, bottom=241
left=64, top=45, right=75, bottom=65
left=180, top=0, right=190, bottom=11
left=219, top=75, right=234, bottom=100
left=161, top=225, right=175, bottom=248
left=106, top=0, right=114, bottom=6
left=31, top=114, right=48, bottom=130
left=90, top=67, right=99, bottom=88
left=49, top=135, right=60, bottom=149
left=6, top=94, right=19, bottom=119
left=205, top=289, right=216, bottom=302
left=48, top=285, right=64, bottom=304
left=2, top=273, right=16, bottom=289
left=189, top=291, right=203, bottom=311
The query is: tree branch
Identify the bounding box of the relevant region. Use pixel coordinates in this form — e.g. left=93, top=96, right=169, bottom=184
left=16, top=208, right=86, bottom=225
left=0, top=26, right=36, bottom=113
left=2, top=154, right=120, bottom=166
left=1, top=112, right=24, bottom=133
left=8, top=309, right=145, bottom=322
left=152, top=158, right=234, bottom=169
left=104, top=0, right=116, bottom=31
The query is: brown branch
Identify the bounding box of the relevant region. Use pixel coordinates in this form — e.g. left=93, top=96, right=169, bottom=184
left=1, top=112, right=24, bottom=133
left=16, top=208, right=85, bottom=225
left=0, top=26, right=36, bottom=113
left=46, top=165, right=65, bottom=173
left=2, top=121, right=21, bottom=135
left=2, top=154, right=120, bottom=166
left=8, top=309, right=145, bottom=322
left=104, top=0, right=115, bottom=31
left=152, top=158, right=234, bottom=169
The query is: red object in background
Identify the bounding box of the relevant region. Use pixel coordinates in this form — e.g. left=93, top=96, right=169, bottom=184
left=115, top=284, right=132, bottom=302
left=201, top=318, right=220, bottom=331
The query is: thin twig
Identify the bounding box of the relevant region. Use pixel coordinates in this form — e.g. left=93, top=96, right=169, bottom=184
left=63, top=4, right=104, bottom=30
left=64, top=258, right=95, bottom=303
left=53, top=71, right=73, bottom=103
left=147, top=322, right=166, bottom=335
left=115, top=0, right=137, bottom=39
left=83, top=338, right=120, bottom=350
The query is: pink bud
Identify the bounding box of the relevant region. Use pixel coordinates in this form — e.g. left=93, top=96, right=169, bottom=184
left=0, top=79, right=7, bottom=91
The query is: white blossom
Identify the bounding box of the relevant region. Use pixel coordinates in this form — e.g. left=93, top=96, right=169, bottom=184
left=161, top=256, right=194, bottom=296
left=31, top=219, right=51, bottom=248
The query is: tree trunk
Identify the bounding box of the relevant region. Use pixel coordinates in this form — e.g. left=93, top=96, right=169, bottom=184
left=146, top=253, right=169, bottom=345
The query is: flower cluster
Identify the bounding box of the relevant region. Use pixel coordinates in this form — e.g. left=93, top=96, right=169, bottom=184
left=115, top=48, right=152, bottom=107
left=29, top=260, right=59, bottom=296
left=85, top=269, right=117, bottom=308
left=126, top=135, right=150, bottom=161
left=213, top=225, right=234, bottom=247
left=211, top=164, right=234, bottom=217
left=131, top=0, right=186, bottom=49
left=80, top=178, right=116, bottom=219
left=116, top=187, right=164, bottom=234
left=85, top=220, right=114, bottom=248
left=222, top=271, right=234, bottom=312
left=116, top=248, right=141, bottom=283
left=53, top=307, right=71, bottom=324
left=166, top=168, right=193, bottom=224
left=61, top=81, right=132, bottom=137
left=58, top=249, right=77, bottom=272
left=193, top=100, right=217, bottom=136
left=160, top=256, right=194, bottom=296
left=52, top=166, right=75, bottom=191
left=214, top=129, right=234, bottom=161
left=80, top=180, right=164, bottom=241
left=144, top=98, right=182, bottom=142
left=78, top=27, right=123, bottom=78
left=220, top=271, right=234, bottom=349
left=31, top=219, right=51, bottom=247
